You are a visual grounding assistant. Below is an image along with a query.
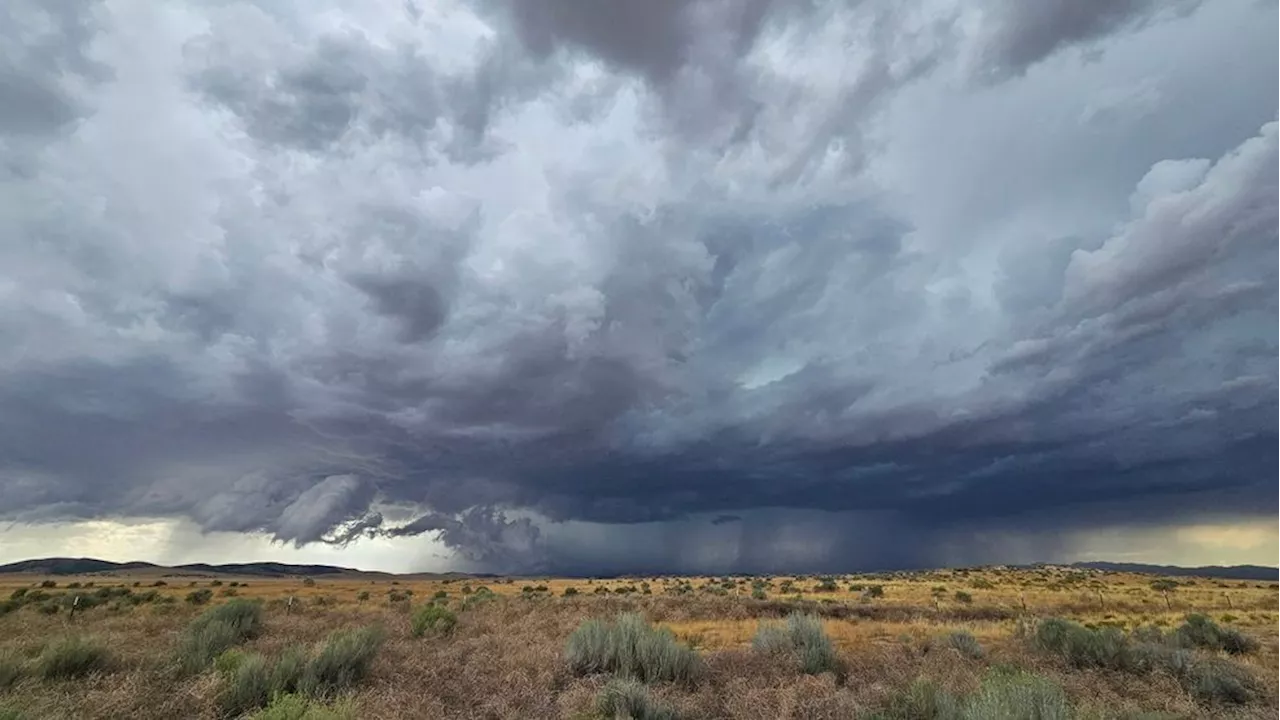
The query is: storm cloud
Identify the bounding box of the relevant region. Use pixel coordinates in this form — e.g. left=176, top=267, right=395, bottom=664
left=0, top=0, right=1275, bottom=574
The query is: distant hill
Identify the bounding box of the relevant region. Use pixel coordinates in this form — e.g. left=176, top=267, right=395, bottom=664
left=1071, top=561, right=1278, bottom=581
left=0, top=558, right=161, bottom=575
left=0, top=557, right=360, bottom=578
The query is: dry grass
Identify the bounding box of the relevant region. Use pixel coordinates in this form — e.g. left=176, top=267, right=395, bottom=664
left=0, top=568, right=1274, bottom=719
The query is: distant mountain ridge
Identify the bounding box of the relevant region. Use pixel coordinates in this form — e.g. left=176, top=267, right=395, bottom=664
left=0, top=557, right=362, bottom=578
left=1070, top=561, right=1277, bottom=581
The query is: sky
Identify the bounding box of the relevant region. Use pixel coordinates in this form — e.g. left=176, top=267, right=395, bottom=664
left=0, top=0, right=1276, bottom=575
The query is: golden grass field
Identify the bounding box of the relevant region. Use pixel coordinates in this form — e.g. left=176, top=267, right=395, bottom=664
left=0, top=566, right=1275, bottom=719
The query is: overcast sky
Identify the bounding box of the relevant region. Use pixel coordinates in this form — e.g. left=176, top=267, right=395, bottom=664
left=1, top=0, right=1276, bottom=575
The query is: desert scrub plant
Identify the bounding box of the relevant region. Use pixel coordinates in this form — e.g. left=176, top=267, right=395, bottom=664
left=36, top=636, right=110, bottom=680
left=752, top=613, right=838, bottom=675
left=947, top=631, right=984, bottom=660
left=1172, top=614, right=1257, bottom=655
left=247, top=693, right=357, bottom=720
left=0, top=705, right=23, bottom=720
left=880, top=678, right=961, bottom=720
left=298, top=626, right=385, bottom=699
left=962, top=669, right=1071, bottom=720
left=1032, top=618, right=1130, bottom=670
left=410, top=604, right=457, bottom=637
left=595, top=678, right=677, bottom=720
left=186, top=588, right=214, bottom=605
left=268, top=646, right=308, bottom=695
left=1182, top=657, right=1260, bottom=705
left=566, top=613, right=700, bottom=685
left=176, top=598, right=263, bottom=675
left=214, top=648, right=250, bottom=677
left=1030, top=617, right=1260, bottom=705
left=459, top=588, right=495, bottom=612
left=219, top=653, right=273, bottom=717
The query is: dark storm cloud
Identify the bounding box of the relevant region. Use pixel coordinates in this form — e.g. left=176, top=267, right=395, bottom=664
left=975, top=0, right=1204, bottom=78
left=0, top=0, right=1275, bottom=573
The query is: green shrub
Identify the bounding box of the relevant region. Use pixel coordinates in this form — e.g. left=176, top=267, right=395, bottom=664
left=751, top=588, right=766, bottom=601
left=298, top=626, right=385, bottom=699
left=1029, top=617, right=1261, bottom=706
left=1032, top=618, right=1129, bottom=670
left=410, top=604, right=457, bottom=638
left=198, top=599, right=264, bottom=638
left=269, top=647, right=308, bottom=695
left=247, top=693, right=356, bottom=720
left=1183, top=657, right=1260, bottom=705
left=460, top=591, right=495, bottom=612
left=219, top=653, right=273, bottom=717
left=565, top=614, right=700, bottom=685
left=186, top=588, right=214, bottom=606
left=177, top=599, right=263, bottom=675
left=0, top=705, right=24, bottom=720
left=947, top=631, right=984, bottom=660
left=563, top=587, right=579, bottom=597
left=953, top=591, right=974, bottom=605
left=36, top=636, right=110, bottom=680
left=884, top=678, right=961, bottom=720
left=961, top=670, right=1071, bottom=720
left=214, top=648, right=250, bottom=677
left=0, top=651, right=23, bottom=690
left=178, top=619, right=244, bottom=676
left=752, top=613, right=838, bottom=675
left=1172, top=614, right=1258, bottom=655
left=595, top=678, right=677, bottom=720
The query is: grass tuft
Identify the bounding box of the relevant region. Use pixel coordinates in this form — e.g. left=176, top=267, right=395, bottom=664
left=595, top=678, right=678, bottom=720
left=246, top=693, right=357, bottom=720
left=884, top=677, right=961, bottom=719
left=566, top=613, right=700, bottom=685
left=1172, top=614, right=1258, bottom=655
left=1183, top=657, right=1260, bottom=705
left=298, top=626, right=385, bottom=699
left=36, top=637, right=110, bottom=680
left=410, top=604, right=457, bottom=637
left=270, top=646, right=308, bottom=695
left=219, top=653, right=273, bottom=717
left=947, top=631, right=984, bottom=660
left=176, top=599, right=264, bottom=675
left=751, top=613, right=839, bottom=675
left=961, top=669, right=1071, bottom=720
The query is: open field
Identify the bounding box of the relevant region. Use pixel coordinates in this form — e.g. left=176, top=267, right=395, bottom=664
left=0, top=566, right=1275, bottom=719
